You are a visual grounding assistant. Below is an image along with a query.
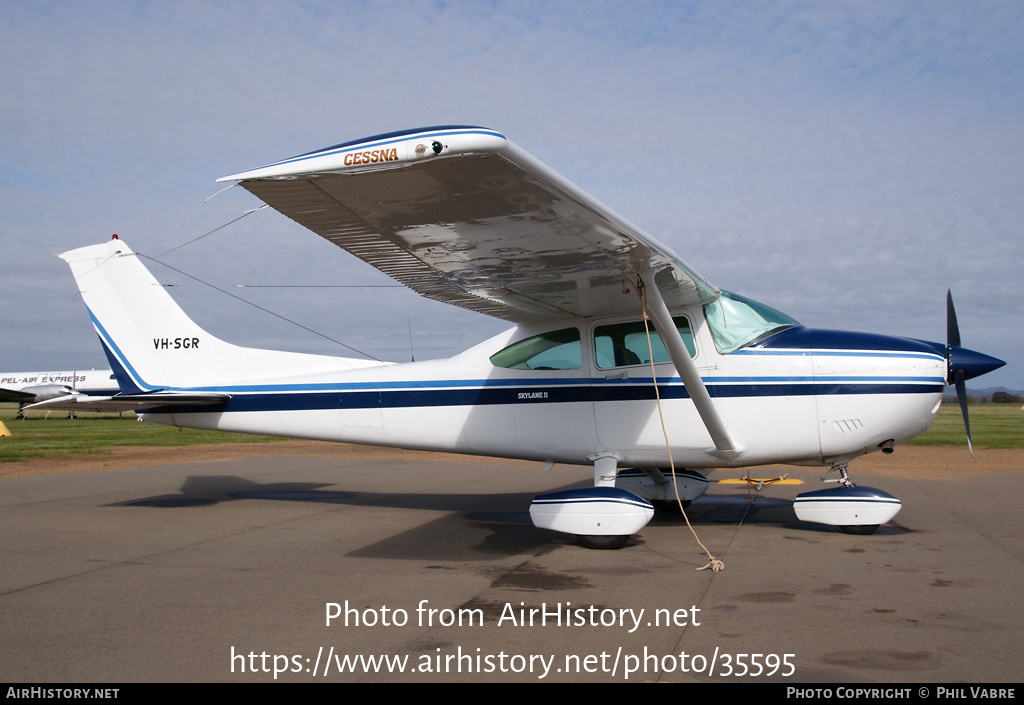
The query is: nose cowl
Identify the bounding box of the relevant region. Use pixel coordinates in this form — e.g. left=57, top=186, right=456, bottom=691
left=947, top=346, right=1005, bottom=383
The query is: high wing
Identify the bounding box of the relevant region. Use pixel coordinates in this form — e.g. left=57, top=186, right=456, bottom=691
left=218, top=126, right=719, bottom=321
left=0, top=388, right=42, bottom=404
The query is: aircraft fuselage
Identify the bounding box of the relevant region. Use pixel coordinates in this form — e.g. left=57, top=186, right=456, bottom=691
left=141, top=308, right=946, bottom=470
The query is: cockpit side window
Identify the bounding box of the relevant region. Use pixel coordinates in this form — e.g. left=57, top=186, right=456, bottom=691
left=489, top=328, right=582, bottom=370
left=593, top=317, right=695, bottom=369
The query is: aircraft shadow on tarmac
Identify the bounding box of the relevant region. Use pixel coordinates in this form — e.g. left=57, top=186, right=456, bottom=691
left=101, top=474, right=907, bottom=560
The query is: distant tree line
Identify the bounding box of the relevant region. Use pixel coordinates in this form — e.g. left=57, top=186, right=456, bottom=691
left=944, top=392, right=1024, bottom=404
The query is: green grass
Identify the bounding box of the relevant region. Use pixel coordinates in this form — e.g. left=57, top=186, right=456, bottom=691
left=0, top=405, right=283, bottom=463
left=908, top=403, right=1024, bottom=449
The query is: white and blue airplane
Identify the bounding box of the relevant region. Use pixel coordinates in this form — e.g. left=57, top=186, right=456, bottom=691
left=2, top=368, right=118, bottom=415
left=49, top=126, right=1004, bottom=547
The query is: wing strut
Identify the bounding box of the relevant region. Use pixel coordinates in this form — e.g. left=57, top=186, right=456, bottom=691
left=639, top=269, right=745, bottom=462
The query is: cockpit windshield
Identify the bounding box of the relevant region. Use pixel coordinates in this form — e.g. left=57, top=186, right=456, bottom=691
left=703, top=291, right=799, bottom=354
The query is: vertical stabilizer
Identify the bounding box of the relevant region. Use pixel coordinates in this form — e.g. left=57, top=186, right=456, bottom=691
left=60, top=238, right=382, bottom=392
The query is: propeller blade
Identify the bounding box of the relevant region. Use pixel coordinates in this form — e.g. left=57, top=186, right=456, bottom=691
left=953, top=368, right=973, bottom=457
left=947, top=290, right=970, bottom=454
left=946, top=289, right=961, bottom=349
left=945, top=290, right=1005, bottom=454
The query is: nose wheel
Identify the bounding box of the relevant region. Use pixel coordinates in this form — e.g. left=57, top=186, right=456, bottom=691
left=793, top=463, right=901, bottom=534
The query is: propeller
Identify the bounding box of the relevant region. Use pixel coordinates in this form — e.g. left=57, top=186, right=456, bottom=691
left=946, top=290, right=1006, bottom=455
left=946, top=291, right=972, bottom=455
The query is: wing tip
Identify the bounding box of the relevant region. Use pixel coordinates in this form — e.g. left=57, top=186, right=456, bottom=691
left=217, top=125, right=507, bottom=182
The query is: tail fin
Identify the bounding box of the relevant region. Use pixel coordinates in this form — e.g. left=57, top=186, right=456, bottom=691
left=61, top=238, right=381, bottom=392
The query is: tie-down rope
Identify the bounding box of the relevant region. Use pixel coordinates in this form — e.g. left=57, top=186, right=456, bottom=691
left=637, top=277, right=724, bottom=573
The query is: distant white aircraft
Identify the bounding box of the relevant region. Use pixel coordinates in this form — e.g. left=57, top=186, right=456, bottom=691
left=1, top=368, right=118, bottom=415
left=47, top=126, right=1004, bottom=547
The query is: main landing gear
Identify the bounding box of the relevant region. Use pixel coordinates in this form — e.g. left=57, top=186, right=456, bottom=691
left=792, top=463, right=902, bottom=534
left=615, top=466, right=709, bottom=513
left=576, top=534, right=631, bottom=550
left=527, top=455, right=714, bottom=548
left=528, top=454, right=654, bottom=550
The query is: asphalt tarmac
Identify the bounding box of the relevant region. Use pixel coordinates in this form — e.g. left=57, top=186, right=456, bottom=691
left=1, top=454, right=1021, bottom=683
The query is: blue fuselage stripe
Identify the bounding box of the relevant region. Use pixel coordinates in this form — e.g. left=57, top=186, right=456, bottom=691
left=141, top=380, right=944, bottom=414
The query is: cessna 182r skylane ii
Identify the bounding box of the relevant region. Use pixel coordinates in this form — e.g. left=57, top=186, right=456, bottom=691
left=47, top=126, right=1005, bottom=548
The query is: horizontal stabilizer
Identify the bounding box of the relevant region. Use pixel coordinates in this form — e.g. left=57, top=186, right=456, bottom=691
left=26, top=391, right=230, bottom=412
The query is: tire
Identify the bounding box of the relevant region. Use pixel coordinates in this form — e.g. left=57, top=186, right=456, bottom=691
left=839, top=524, right=879, bottom=535
left=651, top=499, right=691, bottom=514
left=577, top=534, right=630, bottom=550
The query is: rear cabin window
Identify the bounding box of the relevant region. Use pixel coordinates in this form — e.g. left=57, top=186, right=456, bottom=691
left=594, top=317, right=695, bottom=369
left=489, top=328, right=582, bottom=370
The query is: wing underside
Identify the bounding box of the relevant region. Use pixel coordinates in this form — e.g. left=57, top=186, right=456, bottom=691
left=220, top=126, right=717, bottom=322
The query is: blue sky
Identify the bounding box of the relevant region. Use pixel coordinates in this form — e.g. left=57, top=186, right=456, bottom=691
left=2, top=0, right=1021, bottom=390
